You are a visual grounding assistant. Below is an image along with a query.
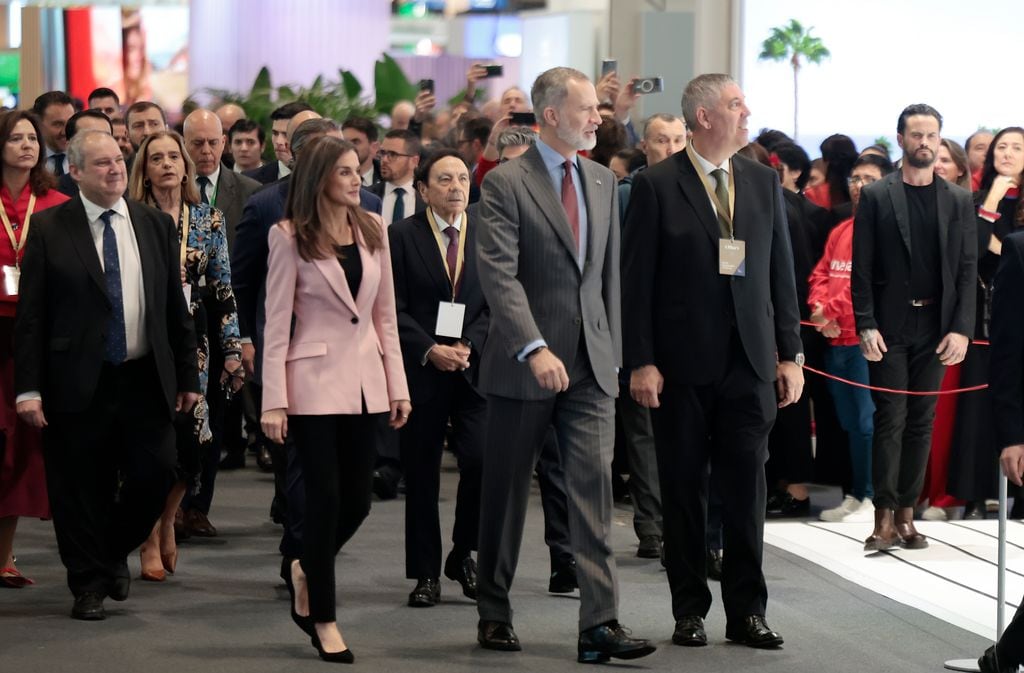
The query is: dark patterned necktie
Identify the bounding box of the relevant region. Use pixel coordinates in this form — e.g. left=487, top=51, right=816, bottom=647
left=561, top=161, right=579, bottom=253
left=445, top=225, right=459, bottom=287
left=52, top=153, right=65, bottom=177
left=100, top=209, right=127, bottom=363
left=197, top=176, right=211, bottom=205
left=392, top=187, right=405, bottom=224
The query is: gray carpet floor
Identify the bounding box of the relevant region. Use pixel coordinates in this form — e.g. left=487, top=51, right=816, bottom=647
left=0, top=465, right=991, bottom=672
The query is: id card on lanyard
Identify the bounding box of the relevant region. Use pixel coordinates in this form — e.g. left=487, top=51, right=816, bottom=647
left=425, top=208, right=468, bottom=338
left=685, top=145, right=745, bottom=277
left=0, top=192, right=36, bottom=293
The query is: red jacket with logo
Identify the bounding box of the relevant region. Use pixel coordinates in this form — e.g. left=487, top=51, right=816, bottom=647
left=807, top=216, right=859, bottom=346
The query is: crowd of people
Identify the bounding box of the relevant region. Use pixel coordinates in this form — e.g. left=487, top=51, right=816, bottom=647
left=0, top=63, right=1023, bottom=673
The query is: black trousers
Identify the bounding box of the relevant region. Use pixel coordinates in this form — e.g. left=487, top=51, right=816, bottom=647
left=290, top=412, right=380, bottom=623
left=867, top=306, right=944, bottom=510
left=401, top=374, right=484, bottom=580
left=650, top=334, right=776, bottom=624
left=42, top=355, right=176, bottom=597
left=997, top=602, right=1024, bottom=666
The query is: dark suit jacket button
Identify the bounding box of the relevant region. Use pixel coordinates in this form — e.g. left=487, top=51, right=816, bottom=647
left=574, top=317, right=582, bottom=325
left=351, top=317, right=359, bottom=324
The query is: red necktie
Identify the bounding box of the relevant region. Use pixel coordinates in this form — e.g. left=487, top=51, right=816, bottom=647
left=445, top=225, right=460, bottom=294
left=561, top=160, right=580, bottom=253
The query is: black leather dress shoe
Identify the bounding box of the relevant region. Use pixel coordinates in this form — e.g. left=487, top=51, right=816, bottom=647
left=672, top=616, right=707, bottom=646
left=707, top=549, right=723, bottom=582
left=578, top=621, right=656, bottom=663
left=637, top=535, right=661, bottom=559
left=548, top=559, right=578, bottom=594
left=185, top=509, right=218, bottom=537
left=726, top=615, right=784, bottom=648
left=256, top=445, right=274, bottom=472
left=71, top=592, right=106, bottom=620
left=444, top=552, right=477, bottom=600
left=108, top=575, right=130, bottom=602
left=978, top=645, right=1015, bottom=673
left=478, top=620, right=521, bottom=651
left=766, top=492, right=810, bottom=519
left=372, top=465, right=400, bottom=500
left=408, top=578, right=441, bottom=607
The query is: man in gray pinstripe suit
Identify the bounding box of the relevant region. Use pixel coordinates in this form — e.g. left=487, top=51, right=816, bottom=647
left=474, top=66, right=655, bottom=664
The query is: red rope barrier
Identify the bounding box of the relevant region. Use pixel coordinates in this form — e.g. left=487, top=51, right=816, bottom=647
left=803, top=364, right=988, bottom=396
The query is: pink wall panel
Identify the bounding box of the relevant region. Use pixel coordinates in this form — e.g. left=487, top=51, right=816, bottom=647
left=189, top=0, right=389, bottom=99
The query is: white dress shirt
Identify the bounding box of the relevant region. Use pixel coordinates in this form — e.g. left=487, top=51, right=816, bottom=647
left=382, top=179, right=415, bottom=227
left=689, top=147, right=730, bottom=217
left=278, top=160, right=292, bottom=179
left=82, top=195, right=149, bottom=360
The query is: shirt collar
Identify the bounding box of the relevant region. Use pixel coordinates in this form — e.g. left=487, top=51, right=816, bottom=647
left=278, top=160, right=291, bottom=178
left=81, top=193, right=128, bottom=224
left=200, top=164, right=221, bottom=187
left=431, top=208, right=463, bottom=233
left=690, top=146, right=729, bottom=176
left=45, top=146, right=65, bottom=160
left=536, top=138, right=578, bottom=174
left=386, top=179, right=414, bottom=195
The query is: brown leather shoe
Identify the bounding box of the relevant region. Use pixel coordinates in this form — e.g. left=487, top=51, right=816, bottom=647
left=864, top=508, right=900, bottom=551
left=894, top=507, right=928, bottom=549
left=185, top=510, right=217, bottom=537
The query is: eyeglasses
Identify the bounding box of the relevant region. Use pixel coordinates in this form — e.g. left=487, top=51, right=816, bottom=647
left=847, top=176, right=877, bottom=187
left=377, top=149, right=414, bottom=161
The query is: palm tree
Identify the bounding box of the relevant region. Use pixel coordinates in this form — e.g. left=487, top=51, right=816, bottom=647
left=758, top=19, right=830, bottom=141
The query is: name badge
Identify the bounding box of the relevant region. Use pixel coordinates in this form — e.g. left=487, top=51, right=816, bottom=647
left=719, top=239, right=746, bottom=277
left=435, top=301, right=466, bottom=338
left=2, top=265, right=19, bottom=294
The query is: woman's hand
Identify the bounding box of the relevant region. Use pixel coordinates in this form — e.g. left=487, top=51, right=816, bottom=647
left=985, top=174, right=1019, bottom=210
left=261, top=408, right=288, bottom=444
left=389, top=399, right=412, bottom=429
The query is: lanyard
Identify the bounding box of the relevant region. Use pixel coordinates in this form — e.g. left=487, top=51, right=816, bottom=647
left=178, top=204, right=191, bottom=267
left=425, top=208, right=468, bottom=301
left=0, top=192, right=36, bottom=267
left=686, top=143, right=736, bottom=239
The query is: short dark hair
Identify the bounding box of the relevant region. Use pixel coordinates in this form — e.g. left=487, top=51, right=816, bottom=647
left=755, top=128, right=793, bottom=152
left=384, top=128, right=421, bottom=156
left=771, top=141, right=812, bottom=191
left=271, top=101, right=313, bottom=121
left=461, top=116, right=492, bottom=146
left=342, top=116, right=378, bottom=143
left=65, top=109, right=112, bottom=141
left=228, top=118, right=265, bottom=145
left=897, top=103, right=943, bottom=135
left=415, top=148, right=470, bottom=188
left=31, top=90, right=74, bottom=117
left=852, top=153, right=894, bottom=177
left=87, top=87, right=119, bottom=106
left=613, top=147, right=646, bottom=173
left=125, top=100, right=167, bottom=126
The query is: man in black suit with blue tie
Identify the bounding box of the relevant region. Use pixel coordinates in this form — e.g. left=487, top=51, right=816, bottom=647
left=389, top=149, right=487, bottom=608
left=15, top=130, right=199, bottom=620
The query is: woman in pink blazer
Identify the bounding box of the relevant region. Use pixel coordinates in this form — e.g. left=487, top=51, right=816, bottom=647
left=261, top=136, right=410, bottom=664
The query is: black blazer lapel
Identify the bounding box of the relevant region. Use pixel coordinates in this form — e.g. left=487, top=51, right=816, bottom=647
left=411, top=214, right=453, bottom=298
left=521, top=146, right=580, bottom=265
left=731, top=158, right=751, bottom=241
left=127, top=201, right=162, bottom=325
left=66, top=199, right=109, bottom=304
left=886, top=175, right=913, bottom=254
left=674, top=152, right=721, bottom=244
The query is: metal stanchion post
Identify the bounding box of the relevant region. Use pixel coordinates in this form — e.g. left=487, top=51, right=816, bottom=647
left=944, top=474, right=1009, bottom=672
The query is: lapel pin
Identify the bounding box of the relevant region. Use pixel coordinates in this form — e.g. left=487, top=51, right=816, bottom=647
left=595, top=179, right=602, bottom=186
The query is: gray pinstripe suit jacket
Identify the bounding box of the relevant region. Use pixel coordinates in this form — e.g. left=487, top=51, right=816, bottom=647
left=476, top=144, right=621, bottom=401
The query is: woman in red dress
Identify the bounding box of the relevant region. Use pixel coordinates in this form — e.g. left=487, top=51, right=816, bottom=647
left=0, top=110, right=69, bottom=586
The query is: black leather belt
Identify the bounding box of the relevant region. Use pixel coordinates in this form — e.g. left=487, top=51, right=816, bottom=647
left=909, top=298, right=936, bottom=307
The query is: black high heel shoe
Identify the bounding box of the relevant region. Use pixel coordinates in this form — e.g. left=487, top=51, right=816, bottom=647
left=311, top=632, right=354, bottom=664
left=283, top=560, right=315, bottom=637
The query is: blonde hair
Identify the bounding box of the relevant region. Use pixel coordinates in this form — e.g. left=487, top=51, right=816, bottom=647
left=128, top=130, right=201, bottom=206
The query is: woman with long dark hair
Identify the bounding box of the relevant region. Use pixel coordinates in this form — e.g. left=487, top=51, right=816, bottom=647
left=946, top=127, right=1024, bottom=518
left=0, top=110, right=68, bottom=586
left=261, top=135, right=410, bottom=663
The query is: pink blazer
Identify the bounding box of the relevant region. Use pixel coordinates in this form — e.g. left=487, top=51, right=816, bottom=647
left=261, top=218, right=409, bottom=415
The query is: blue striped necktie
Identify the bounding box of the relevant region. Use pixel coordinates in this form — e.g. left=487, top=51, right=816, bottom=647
left=100, top=209, right=128, bottom=364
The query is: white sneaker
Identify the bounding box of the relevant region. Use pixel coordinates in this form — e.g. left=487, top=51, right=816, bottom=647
left=842, top=497, right=874, bottom=523
left=921, top=505, right=947, bottom=521
left=820, top=495, right=860, bottom=522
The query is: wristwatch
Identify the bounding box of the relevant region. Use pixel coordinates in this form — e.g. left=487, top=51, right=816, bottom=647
left=793, top=353, right=805, bottom=367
